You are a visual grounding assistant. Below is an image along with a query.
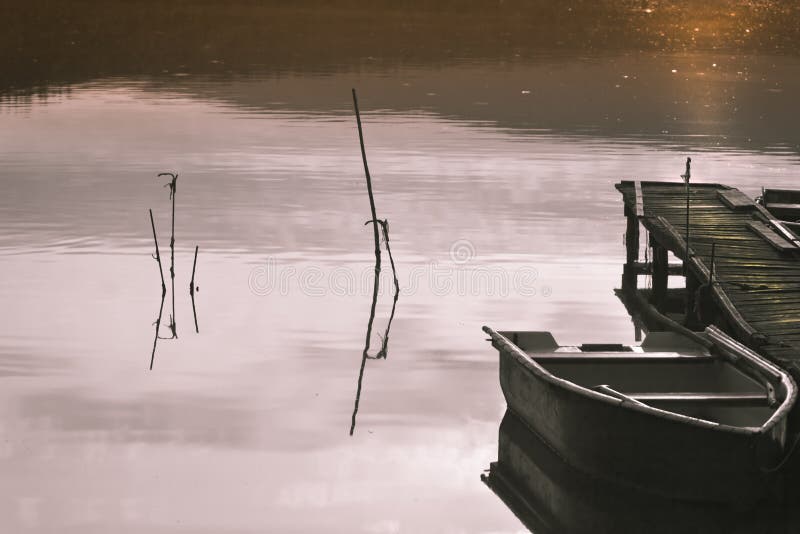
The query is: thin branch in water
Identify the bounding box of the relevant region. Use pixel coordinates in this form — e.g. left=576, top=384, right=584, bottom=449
left=190, top=245, right=199, bottom=333
left=349, top=91, right=403, bottom=435
left=378, top=219, right=399, bottom=294
left=149, top=209, right=166, bottom=296
left=352, top=89, right=382, bottom=272
left=351, top=88, right=382, bottom=436
left=158, top=172, right=179, bottom=338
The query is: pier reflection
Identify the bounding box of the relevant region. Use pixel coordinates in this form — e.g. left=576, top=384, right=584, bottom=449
left=483, top=410, right=797, bottom=534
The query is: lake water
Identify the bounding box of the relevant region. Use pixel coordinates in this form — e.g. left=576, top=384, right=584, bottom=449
left=2, top=2, right=800, bottom=532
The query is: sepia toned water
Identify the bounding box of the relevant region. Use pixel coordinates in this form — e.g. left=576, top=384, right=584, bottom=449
left=2, top=2, right=800, bottom=532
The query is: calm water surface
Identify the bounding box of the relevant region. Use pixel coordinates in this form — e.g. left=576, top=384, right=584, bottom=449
left=3, top=6, right=800, bottom=531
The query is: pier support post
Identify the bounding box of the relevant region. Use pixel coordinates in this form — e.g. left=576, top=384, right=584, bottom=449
left=650, top=235, right=668, bottom=312
left=623, top=210, right=640, bottom=289
left=685, top=270, right=700, bottom=327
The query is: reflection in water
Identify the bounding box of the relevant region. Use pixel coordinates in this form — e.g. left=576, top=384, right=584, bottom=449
left=190, top=245, right=199, bottom=333
left=147, top=177, right=201, bottom=369
left=3, top=3, right=800, bottom=529
left=148, top=209, right=167, bottom=296
left=348, top=235, right=400, bottom=435
left=350, top=92, right=401, bottom=435
left=159, top=172, right=179, bottom=339
left=349, top=258, right=381, bottom=436
left=371, top=220, right=400, bottom=360
left=483, top=410, right=796, bottom=534
left=148, top=208, right=167, bottom=370
left=149, top=292, right=166, bottom=371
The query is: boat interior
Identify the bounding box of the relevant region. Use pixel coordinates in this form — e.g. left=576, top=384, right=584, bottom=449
left=501, top=330, right=776, bottom=428
left=761, top=187, right=800, bottom=222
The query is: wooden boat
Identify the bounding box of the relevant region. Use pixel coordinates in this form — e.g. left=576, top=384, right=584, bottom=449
left=483, top=325, right=797, bottom=503
left=758, top=188, right=800, bottom=221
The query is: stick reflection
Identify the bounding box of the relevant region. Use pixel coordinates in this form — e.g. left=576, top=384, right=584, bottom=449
left=159, top=172, right=179, bottom=339
left=146, top=175, right=200, bottom=370
left=349, top=225, right=400, bottom=436
left=370, top=220, right=398, bottom=360
left=349, top=254, right=381, bottom=436
left=149, top=292, right=166, bottom=370
left=190, top=245, right=199, bottom=333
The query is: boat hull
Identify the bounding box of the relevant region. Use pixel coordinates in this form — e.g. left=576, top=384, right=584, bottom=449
left=494, top=337, right=787, bottom=503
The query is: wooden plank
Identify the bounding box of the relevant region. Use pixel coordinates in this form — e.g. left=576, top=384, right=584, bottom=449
left=782, top=221, right=800, bottom=235
left=631, top=392, right=769, bottom=407
left=593, top=385, right=648, bottom=407
left=647, top=216, right=766, bottom=347
left=531, top=354, right=713, bottom=362
left=771, top=220, right=800, bottom=247
left=618, top=181, right=800, bottom=361
left=765, top=202, right=800, bottom=211
left=751, top=203, right=800, bottom=245
left=717, top=189, right=755, bottom=211
left=634, top=181, right=644, bottom=217
left=761, top=345, right=800, bottom=360
left=630, top=262, right=683, bottom=276
left=650, top=216, right=690, bottom=260
left=746, top=221, right=797, bottom=252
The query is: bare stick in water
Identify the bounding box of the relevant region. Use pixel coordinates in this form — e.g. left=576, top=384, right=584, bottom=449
left=190, top=245, right=199, bottom=333
left=159, top=172, right=179, bottom=338
left=349, top=92, right=403, bottom=434
left=350, top=88, right=382, bottom=436
left=149, top=209, right=166, bottom=296
left=352, top=89, right=382, bottom=272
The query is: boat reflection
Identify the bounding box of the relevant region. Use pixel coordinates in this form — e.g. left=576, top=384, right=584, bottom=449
left=483, top=410, right=798, bottom=534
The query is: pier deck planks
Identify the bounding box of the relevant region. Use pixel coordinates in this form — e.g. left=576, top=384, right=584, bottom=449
left=617, top=180, right=800, bottom=368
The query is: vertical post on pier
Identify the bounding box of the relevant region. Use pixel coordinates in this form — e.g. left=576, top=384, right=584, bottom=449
left=685, top=269, right=700, bottom=327
left=650, top=235, right=668, bottom=312
left=680, top=157, right=694, bottom=326
left=623, top=205, right=640, bottom=289
left=681, top=158, right=691, bottom=276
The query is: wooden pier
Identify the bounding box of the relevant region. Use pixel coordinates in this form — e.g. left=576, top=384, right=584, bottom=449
left=616, top=181, right=800, bottom=383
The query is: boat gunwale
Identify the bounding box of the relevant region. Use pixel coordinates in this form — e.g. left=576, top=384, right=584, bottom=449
left=705, top=325, right=798, bottom=435
left=482, top=325, right=796, bottom=437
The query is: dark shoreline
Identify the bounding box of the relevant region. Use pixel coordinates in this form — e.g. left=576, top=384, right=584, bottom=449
left=4, top=0, right=800, bottom=95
